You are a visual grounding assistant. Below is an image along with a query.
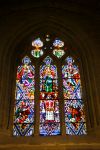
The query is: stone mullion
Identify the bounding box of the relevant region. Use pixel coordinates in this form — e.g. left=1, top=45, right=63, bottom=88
left=34, top=62, right=40, bottom=136
left=57, top=62, right=66, bottom=136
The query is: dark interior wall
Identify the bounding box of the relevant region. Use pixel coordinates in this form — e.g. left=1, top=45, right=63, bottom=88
left=0, top=1, right=100, bottom=149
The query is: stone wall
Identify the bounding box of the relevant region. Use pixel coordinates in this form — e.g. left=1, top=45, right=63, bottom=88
left=0, top=1, right=100, bottom=149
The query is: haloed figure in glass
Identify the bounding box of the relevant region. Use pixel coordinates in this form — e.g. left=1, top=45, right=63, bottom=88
left=13, top=56, right=35, bottom=136
left=40, top=56, right=60, bottom=136
left=62, top=57, right=86, bottom=135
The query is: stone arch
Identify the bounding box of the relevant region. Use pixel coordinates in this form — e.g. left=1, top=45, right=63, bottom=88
left=0, top=8, right=99, bottom=137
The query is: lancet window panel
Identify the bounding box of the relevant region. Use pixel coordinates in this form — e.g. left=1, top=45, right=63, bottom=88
left=62, top=56, right=87, bottom=135
left=13, top=56, right=35, bottom=136
left=39, top=56, right=60, bottom=136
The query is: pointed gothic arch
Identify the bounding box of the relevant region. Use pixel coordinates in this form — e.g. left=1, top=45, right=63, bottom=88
left=62, top=56, right=86, bottom=135
left=13, top=56, right=35, bottom=136
left=13, top=37, right=87, bottom=137
left=39, top=56, right=60, bottom=136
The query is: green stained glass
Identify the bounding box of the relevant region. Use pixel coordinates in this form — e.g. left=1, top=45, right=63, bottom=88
left=53, top=49, right=65, bottom=58
left=53, top=39, right=65, bottom=58
left=40, top=56, right=60, bottom=136
left=31, top=38, right=43, bottom=58
left=44, top=76, right=53, bottom=92
left=31, top=49, right=43, bottom=58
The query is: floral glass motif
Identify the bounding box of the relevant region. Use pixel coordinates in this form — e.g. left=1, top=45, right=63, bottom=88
left=40, top=56, right=60, bottom=136
left=62, top=57, right=86, bottom=135
left=53, top=39, right=65, bottom=58
left=13, top=56, right=35, bottom=136
left=31, top=38, right=43, bottom=58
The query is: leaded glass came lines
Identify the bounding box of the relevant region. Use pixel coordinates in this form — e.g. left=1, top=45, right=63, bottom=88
left=62, top=57, right=86, bottom=135
left=13, top=56, right=35, bottom=136
left=39, top=56, right=60, bottom=136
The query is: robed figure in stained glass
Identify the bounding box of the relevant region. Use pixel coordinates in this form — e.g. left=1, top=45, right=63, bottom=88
left=13, top=56, right=35, bottom=136
left=62, top=57, right=86, bottom=135
left=40, top=56, right=60, bottom=136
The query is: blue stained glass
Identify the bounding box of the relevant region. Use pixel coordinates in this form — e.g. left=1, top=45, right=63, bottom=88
left=13, top=123, right=34, bottom=136
left=62, top=57, right=86, bottom=135
left=53, top=39, right=64, bottom=47
left=43, top=56, right=52, bottom=65
left=40, top=123, right=60, bottom=136
left=63, top=78, right=82, bottom=99
left=31, top=38, right=44, bottom=58
left=66, top=122, right=86, bottom=135
left=40, top=56, right=60, bottom=136
left=53, top=39, right=65, bottom=58
left=13, top=56, right=35, bottom=136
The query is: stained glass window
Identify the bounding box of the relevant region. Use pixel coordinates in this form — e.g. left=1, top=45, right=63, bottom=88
left=39, top=56, right=60, bottom=136
left=53, top=39, right=65, bottom=58
left=62, top=57, right=86, bottom=135
left=31, top=38, right=43, bottom=58
left=13, top=56, right=35, bottom=136
left=13, top=34, right=88, bottom=137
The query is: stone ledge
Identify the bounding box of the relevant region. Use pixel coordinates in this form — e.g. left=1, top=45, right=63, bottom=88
left=0, top=143, right=100, bottom=150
